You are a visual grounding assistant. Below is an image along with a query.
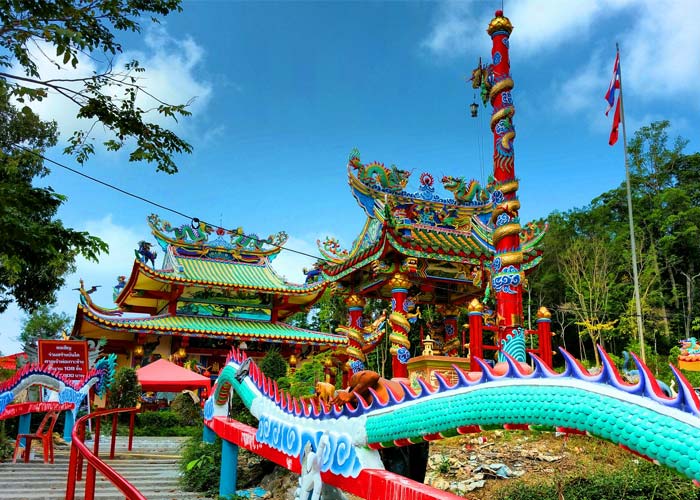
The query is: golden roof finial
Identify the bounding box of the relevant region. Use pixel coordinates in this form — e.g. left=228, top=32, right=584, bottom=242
left=468, top=298, right=484, bottom=313
left=487, top=9, right=513, bottom=36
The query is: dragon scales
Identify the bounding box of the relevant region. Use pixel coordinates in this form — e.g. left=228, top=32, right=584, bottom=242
left=205, top=347, right=700, bottom=487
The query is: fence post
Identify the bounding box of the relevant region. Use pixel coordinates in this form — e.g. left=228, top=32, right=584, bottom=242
left=128, top=410, right=135, bottom=451
left=219, top=439, right=239, bottom=497
left=203, top=425, right=216, bottom=444
left=18, top=413, right=31, bottom=448
left=63, top=410, right=75, bottom=444
left=85, top=415, right=101, bottom=500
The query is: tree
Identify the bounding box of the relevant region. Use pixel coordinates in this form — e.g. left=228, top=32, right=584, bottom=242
left=19, top=305, right=71, bottom=351
left=259, top=348, right=288, bottom=381
left=0, top=83, right=107, bottom=313
left=0, top=0, right=191, bottom=173
left=560, top=237, right=617, bottom=366
left=107, top=366, right=141, bottom=409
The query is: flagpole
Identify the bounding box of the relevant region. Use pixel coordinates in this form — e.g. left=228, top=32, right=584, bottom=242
left=616, top=42, right=646, bottom=363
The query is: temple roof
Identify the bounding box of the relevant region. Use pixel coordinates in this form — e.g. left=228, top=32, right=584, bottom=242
left=316, top=150, right=546, bottom=281
left=117, top=215, right=327, bottom=316
left=73, top=303, right=346, bottom=346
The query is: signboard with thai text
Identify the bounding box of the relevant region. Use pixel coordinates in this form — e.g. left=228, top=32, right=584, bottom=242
left=38, top=340, right=89, bottom=384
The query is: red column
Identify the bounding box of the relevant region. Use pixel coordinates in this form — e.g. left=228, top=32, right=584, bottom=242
left=467, top=299, right=484, bottom=372
left=487, top=10, right=525, bottom=361
left=388, top=273, right=412, bottom=378
left=442, top=306, right=460, bottom=356
left=536, top=306, right=554, bottom=369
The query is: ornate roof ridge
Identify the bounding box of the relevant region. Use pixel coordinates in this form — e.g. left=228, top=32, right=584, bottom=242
left=147, top=213, right=288, bottom=261
left=136, top=255, right=327, bottom=294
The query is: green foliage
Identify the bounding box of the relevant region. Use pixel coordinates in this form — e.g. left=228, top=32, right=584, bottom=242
left=437, top=454, right=451, bottom=474
left=0, top=0, right=192, bottom=174
left=171, top=393, right=201, bottom=426
left=531, top=121, right=700, bottom=364
left=0, top=83, right=107, bottom=313
left=107, top=367, right=141, bottom=409
left=495, top=461, right=697, bottom=500
left=228, top=391, right=257, bottom=426
left=180, top=436, right=221, bottom=496
left=259, top=348, right=288, bottom=381
left=0, top=421, right=13, bottom=462
left=19, top=305, right=71, bottom=351
left=122, top=410, right=201, bottom=437
left=309, top=291, right=347, bottom=333
left=278, top=350, right=335, bottom=398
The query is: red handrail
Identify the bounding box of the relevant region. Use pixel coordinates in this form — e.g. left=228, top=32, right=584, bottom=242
left=65, top=407, right=142, bottom=500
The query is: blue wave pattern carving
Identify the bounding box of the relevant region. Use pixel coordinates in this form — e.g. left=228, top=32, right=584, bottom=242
left=256, top=414, right=362, bottom=477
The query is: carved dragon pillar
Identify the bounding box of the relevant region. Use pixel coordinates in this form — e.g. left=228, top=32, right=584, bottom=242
left=486, top=10, right=526, bottom=363
left=388, top=273, right=412, bottom=378
left=340, top=294, right=367, bottom=374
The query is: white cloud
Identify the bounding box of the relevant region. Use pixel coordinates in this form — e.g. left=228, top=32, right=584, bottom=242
left=19, top=25, right=213, bottom=145
left=0, top=304, right=24, bottom=355
left=270, top=235, right=321, bottom=285
left=421, top=1, right=632, bottom=59
left=0, top=215, right=144, bottom=354
left=421, top=1, right=490, bottom=58
left=553, top=0, right=700, bottom=128
left=622, top=0, right=700, bottom=99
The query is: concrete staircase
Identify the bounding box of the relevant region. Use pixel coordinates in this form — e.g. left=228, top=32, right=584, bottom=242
left=0, top=437, right=213, bottom=499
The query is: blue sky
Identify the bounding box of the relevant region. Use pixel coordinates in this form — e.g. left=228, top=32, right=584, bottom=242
left=1, top=0, right=698, bottom=354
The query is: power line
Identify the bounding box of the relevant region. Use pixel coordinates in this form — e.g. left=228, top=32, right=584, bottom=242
left=11, top=144, right=328, bottom=262
left=11, top=144, right=527, bottom=300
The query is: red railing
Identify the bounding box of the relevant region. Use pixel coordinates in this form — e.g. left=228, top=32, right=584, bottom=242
left=65, top=407, right=141, bottom=500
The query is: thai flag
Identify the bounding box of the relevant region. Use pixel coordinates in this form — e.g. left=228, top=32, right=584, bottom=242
left=605, top=52, right=620, bottom=116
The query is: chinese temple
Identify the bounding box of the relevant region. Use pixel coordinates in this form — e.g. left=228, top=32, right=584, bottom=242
left=70, top=214, right=344, bottom=371
left=70, top=10, right=555, bottom=386
left=319, top=11, right=551, bottom=381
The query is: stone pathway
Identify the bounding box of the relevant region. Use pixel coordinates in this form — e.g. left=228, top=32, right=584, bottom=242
left=0, top=436, right=213, bottom=500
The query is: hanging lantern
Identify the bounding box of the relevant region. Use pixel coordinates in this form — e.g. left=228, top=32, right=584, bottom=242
left=469, top=100, right=479, bottom=118
left=133, top=345, right=144, bottom=357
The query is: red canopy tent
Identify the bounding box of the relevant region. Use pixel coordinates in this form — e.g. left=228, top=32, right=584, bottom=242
left=136, top=359, right=211, bottom=392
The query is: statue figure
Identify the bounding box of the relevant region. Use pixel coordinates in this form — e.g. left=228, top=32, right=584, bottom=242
left=295, top=433, right=330, bottom=500
left=442, top=176, right=490, bottom=203
left=136, top=241, right=157, bottom=266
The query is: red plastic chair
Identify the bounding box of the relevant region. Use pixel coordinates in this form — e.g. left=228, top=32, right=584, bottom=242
left=13, top=411, right=60, bottom=464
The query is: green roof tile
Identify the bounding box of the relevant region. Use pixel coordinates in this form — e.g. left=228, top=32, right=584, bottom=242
left=148, top=256, right=324, bottom=293
left=80, top=305, right=344, bottom=345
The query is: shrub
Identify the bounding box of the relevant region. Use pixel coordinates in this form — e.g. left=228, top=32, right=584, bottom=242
left=0, top=422, right=13, bottom=462
left=107, top=367, right=141, bottom=409
left=259, top=348, right=287, bottom=380
left=180, top=435, right=221, bottom=496
left=171, top=393, right=201, bottom=426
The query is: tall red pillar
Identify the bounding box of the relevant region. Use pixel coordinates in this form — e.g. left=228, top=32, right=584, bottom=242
left=388, top=273, right=412, bottom=378
left=467, top=298, right=484, bottom=372
left=536, top=306, right=554, bottom=369
left=442, top=306, right=460, bottom=356
left=487, top=10, right=526, bottom=361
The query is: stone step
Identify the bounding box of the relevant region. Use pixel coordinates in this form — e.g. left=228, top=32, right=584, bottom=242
left=0, top=436, right=213, bottom=500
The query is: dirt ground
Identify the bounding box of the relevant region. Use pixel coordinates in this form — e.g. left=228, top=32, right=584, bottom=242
left=255, top=430, right=637, bottom=499
left=424, top=430, right=635, bottom=499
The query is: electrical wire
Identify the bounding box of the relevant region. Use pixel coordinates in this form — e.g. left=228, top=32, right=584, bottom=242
left=10, top=144, right=530, bottom=300
left=11, top=144, right=328, bottom=262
